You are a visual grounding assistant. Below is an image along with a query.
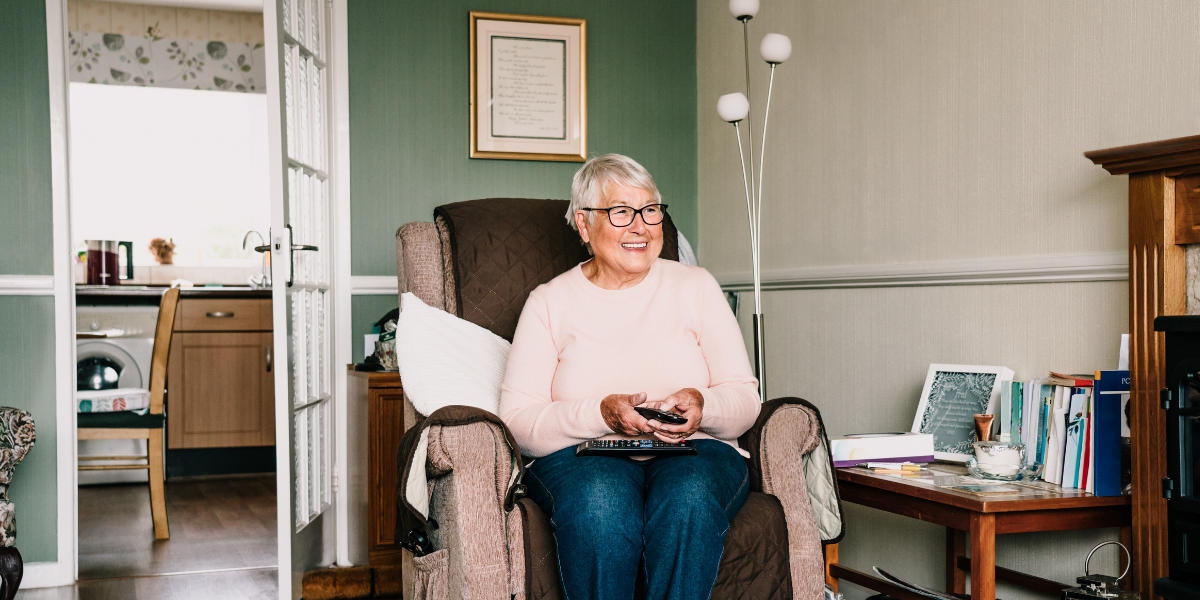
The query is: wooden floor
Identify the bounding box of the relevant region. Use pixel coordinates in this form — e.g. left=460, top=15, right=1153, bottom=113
left=17, top=476, right=278, bottom=599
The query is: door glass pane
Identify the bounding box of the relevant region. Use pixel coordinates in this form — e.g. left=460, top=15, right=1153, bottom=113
left=312, top=400, right=321, bottom=513
left=284, top=45, right=295, bottom=159
left=282, top=0, right=292, bottom=38
left=316, top=290, right=327, bottom=396
left=309, top=0, right=321, bottom=57
left=319, top=401, right=329, bottom=507
left=296, top=54, right=309, bottom=166
left=291, top=291, right=307, bottom=407
left=312, top=65, right=325, bottom=171
left=294, top=404, right=308, bottom=526
left=306, top=290, right=316, bottom=401
left=314, top=176, right=326, bottom=282
left=295, top=0, right=306, bottom=47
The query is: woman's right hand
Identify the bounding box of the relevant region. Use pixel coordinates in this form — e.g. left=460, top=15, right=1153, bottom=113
left=600, top=392, right=650, bottom=436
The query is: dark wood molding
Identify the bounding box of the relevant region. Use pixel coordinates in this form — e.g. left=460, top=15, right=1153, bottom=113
left=1085, top=134, right=1200, bottom=175
left=1086, top=136, right=1200, bottom=598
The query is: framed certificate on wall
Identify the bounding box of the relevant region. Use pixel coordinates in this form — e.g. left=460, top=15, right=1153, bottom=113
left=470, top=12, right=587, bottom=162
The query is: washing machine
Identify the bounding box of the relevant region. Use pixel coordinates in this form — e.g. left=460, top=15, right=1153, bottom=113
left=76, top=306, right=160, bottom=484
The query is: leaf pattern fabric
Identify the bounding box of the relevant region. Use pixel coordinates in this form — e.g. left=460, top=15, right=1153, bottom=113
left=69, top=31, right=266, bottom=94
left=0, top=408, right=35, bottom=547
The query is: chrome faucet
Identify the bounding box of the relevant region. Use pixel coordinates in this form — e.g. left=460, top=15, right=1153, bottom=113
left=242, top=230, right=272, bottom=289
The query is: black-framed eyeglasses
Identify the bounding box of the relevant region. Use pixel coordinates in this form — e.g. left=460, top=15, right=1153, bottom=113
left=582, top=204, right=668, bottom=227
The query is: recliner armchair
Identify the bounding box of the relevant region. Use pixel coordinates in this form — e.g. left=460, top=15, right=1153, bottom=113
left=393, top=198, right=844, bottom=600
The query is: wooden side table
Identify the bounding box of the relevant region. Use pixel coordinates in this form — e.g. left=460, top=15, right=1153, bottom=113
left=347, top=369, right=415, bottom=567
left=824, top=466, right=1132, bottom=600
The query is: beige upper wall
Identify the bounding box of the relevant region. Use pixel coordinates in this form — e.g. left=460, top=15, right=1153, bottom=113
left=697, top=0, right=1200, bottom=275
left=69, top=0, right=264, bottom=44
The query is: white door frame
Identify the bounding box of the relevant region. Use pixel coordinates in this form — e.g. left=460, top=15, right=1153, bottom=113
left=35, top=0, right=357, bottom=589
left=329, top=0, right=357, bottom=567
left=30, top=0, right=79, bottom=589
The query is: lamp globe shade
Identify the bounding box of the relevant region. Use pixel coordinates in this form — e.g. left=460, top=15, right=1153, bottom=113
left=729, top=0, right=759, bottom=19
left=760, top=33, right=792, bottom=64
left=717, top=93, right=750, bottom=123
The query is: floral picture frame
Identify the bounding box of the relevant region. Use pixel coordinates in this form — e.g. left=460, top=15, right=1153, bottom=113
left=910, top=363, right=1014, bottom=462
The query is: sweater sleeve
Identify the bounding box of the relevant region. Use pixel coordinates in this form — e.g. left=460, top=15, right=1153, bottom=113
left=499, top=291, right=612, bottom=457
left=692, top=271, right=762, bottom=440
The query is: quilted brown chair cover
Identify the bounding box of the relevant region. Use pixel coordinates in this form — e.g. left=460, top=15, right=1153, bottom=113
left=434, top=198, right=678, bottom=341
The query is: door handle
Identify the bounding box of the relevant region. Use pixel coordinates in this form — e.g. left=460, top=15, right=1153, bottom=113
left=286, top=224, right=319, bottom=287
left=206, top=312, right=235, bottom=318
left=252, top=244, right=271, bottom=253
left=266, top=345, right=272, bottom=372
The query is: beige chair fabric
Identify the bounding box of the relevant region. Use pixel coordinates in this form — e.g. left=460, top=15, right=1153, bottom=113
left=423, top=421, right=515, bottom=600
left=434, top=215, right=459, bottom=316
left=759, top=405, right=827, bottom=599
left=396, top=222, right=448, bottom=311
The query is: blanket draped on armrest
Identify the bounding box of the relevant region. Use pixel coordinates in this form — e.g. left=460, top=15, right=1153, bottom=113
left=396, top=405, right=525, bottom=543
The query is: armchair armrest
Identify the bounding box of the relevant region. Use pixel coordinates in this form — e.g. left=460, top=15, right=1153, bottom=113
left=740, top=398, right=845, bottom=600
left=422, top=420, right=516, bottom=600
left=396, top=406, right=526, bottom=600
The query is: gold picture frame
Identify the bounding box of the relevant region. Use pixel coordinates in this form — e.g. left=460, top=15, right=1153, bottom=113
left=469, top=12, right=587, bottom=162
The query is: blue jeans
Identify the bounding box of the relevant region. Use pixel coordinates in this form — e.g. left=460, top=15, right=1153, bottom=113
left=525, top=439, right=749, bottom=600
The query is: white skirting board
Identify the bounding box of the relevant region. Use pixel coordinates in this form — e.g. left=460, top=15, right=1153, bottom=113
left=22, top=561, right=74, bottom=589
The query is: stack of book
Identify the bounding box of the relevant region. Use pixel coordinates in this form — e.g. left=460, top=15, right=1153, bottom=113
left=996, top=370, right=1128, bottom=496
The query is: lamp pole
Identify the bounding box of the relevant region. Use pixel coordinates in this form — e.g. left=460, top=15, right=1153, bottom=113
left=719, top=0, right=792, bottom=402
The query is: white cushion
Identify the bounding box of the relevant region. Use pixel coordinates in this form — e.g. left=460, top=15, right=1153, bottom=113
left=396, top=292, right=512, bottom=417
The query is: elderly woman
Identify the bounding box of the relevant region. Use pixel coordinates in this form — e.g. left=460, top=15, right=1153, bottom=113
left=499, top=154, right=760, bottom=600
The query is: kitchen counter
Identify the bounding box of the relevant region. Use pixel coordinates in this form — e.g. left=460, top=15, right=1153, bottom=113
left=77, top=285, right=272, bottom=306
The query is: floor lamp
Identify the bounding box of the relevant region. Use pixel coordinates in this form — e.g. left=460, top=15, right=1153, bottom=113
left=717, top=0, right=792, bottom=402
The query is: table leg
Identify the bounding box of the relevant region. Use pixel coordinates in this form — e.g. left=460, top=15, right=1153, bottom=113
left=970, top=513, right=996, bottom=600
left=824, top=543, right=839, bottom=593
left=946, top=528, right=966, bottom=594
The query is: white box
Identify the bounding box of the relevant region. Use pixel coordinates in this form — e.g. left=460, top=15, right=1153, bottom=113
left=829, top=432, right=935, bottom=467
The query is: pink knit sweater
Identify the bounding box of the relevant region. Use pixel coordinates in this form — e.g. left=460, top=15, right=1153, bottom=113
left=499, top=258, right=761, bottom=458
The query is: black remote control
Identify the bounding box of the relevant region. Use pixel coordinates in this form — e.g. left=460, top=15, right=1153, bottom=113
left=576, top=439, right=697, bottom=456
left=634, top=406, right=688, bottom=425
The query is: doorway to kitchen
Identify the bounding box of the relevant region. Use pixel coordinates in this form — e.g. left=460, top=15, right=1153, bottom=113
left=62, top=1, right=278, bottom=597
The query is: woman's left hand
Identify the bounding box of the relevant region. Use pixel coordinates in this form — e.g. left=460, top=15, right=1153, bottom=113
left=646, top=388, right=703, bottom=443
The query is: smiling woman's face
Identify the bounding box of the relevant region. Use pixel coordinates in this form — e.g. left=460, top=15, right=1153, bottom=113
left=575, top=185, right=663, bottom=281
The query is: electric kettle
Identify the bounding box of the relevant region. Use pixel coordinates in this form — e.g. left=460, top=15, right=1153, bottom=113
left=85, top=240, right=133, bottom=285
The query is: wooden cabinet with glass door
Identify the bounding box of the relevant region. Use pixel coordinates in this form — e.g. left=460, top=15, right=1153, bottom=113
left=167, top=298, right=275, bottom=448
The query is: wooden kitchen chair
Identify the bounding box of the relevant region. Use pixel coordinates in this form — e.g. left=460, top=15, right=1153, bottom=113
left=78, top=286, right=179, bottom=540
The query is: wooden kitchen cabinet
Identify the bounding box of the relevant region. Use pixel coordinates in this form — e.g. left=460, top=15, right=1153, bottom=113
left=168, top=298, right=274, bottom=449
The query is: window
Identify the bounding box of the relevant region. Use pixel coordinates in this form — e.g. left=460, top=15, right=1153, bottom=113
left=69, top=83, right=271, bottom=267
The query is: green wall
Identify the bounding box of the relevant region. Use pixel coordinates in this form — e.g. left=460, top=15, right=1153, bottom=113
left=0, top=0, right=59, bottom=563
left=0, top=0, right=54, bottom=276
left=347, top=0, right=699, bottom=278
left=0, top=298, right=58, bottom=563
left=352, top=295, right=400, bottom=361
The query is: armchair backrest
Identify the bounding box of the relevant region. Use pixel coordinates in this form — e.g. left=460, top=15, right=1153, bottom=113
left=396, top=198, right=679, bottom=341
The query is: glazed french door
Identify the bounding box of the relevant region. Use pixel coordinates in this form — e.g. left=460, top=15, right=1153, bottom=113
left=264, top=0, right=337, bottom=596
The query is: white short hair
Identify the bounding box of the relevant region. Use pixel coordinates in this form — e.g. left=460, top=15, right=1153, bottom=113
left=567, top=154, right=661, bottom=231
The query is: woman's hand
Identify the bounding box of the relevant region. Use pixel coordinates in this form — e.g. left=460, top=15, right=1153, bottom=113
left=600, top=392, right=651, bottom=436
left=646, top=388, right=704, bottom=443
